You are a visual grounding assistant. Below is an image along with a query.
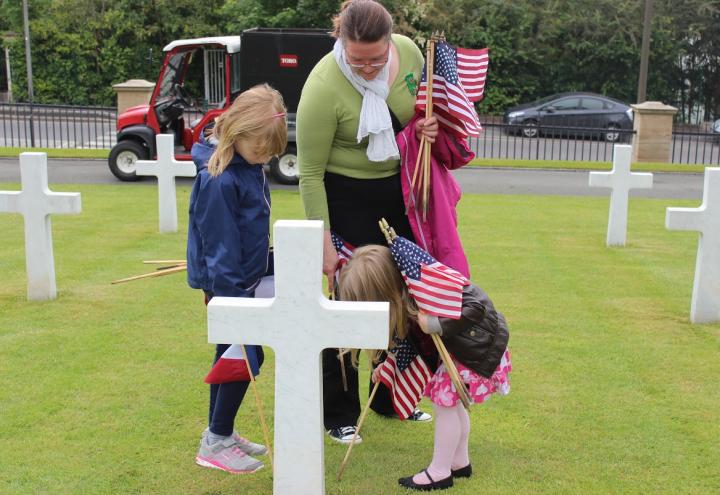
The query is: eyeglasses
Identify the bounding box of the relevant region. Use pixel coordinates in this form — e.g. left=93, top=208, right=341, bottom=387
left=345, top=45, right=390, bottom=69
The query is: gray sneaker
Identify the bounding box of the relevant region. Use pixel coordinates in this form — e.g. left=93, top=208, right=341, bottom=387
left=196, top=437, right=264, bottom=474
left=201, top=428, right=268, bottom=456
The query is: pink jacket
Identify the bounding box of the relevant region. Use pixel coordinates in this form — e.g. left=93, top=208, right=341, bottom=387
left=397, top=114, right=475, bottom=278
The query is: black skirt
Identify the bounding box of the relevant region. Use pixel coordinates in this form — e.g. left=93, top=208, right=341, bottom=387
left=325, top=171, right=415, bottom=246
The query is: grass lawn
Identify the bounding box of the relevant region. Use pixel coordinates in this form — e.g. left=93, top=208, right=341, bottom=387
left=0, top=183, right=718, bottom=494
left=0, top=147, right=109, bottom=160
left=468, top=158, right=707, bottom=174
left=0, top=146, right=707, bottom=173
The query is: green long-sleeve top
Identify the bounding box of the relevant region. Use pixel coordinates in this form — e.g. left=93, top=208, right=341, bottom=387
left=296, top=34, right=424, bottom=228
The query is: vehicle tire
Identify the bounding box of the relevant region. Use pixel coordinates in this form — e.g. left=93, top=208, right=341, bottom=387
left=521, top=119, right=538, bottom=138
left=108, top=140, right=147, bottom=181
left=269, top=145, right=299, bottom=185
left=604, top=124, right=621, bottom=143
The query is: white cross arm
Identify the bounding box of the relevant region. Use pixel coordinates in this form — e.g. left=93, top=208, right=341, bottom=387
left=588, top=170, right=614, bottom=188
left=666, top=206, right=705, bottom=232
left=0, top=191, right=21, bottom=213
left=208, top=297, right=389, bottom=351
left=46, top=192, right=81, bottom=215
left=589, top=170, right=653, bottom=189
left=136, top=134, right=197, bottom=177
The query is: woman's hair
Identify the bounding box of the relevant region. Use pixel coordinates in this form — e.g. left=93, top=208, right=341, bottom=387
left=339, top=245, right=417, bottom=364
left=331, top=0, right=393, bottom=43
left=207, top=84, right=287, bottom=177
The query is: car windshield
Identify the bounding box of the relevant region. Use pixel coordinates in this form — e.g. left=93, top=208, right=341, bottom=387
left=157, top=51, right=192, bottom=99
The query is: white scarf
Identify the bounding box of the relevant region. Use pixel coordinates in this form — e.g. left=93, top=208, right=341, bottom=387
left=333, top=39, right=400, bottom=162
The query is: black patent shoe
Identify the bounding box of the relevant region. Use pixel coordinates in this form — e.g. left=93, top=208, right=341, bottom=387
left=398, top=469, right=453, bottom=491
left=451, top=464, right=472, bottom=478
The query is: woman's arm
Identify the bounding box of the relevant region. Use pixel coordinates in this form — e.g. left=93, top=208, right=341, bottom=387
left=296, top=72, right=340, bottom=288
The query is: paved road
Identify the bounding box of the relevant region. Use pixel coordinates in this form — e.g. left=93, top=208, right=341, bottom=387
left=0, top=157, right=704, bottom=199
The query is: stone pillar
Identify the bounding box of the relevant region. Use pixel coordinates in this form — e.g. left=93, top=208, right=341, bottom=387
left=112, top=79, right=155, bottom=114
left=631, top=101, right=678, bottom=163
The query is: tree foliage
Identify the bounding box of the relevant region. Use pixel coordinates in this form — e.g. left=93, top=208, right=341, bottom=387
left=0, top=0, right=718, bottom=121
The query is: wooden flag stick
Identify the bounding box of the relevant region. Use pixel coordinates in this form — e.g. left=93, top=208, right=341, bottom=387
left=338, top=348, right=350, bottom=392
left=242, top=344, right=274, bottom=471
left=430, top=334, right=471, bottom=408
left=411, top=135, right=426, bottom=191
left=337, top=380, right=381, bottom=481
left=111, top=265, right=187, bottom=284
left=436, top=334, right=471, bottom=407
left=420, top=34, right=437, bottom=218
left=153, top=263, right=186, bottom=271
left=142, top=260, right=186, bottom=265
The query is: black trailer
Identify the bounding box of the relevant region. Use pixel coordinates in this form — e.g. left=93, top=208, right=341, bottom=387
left=239, top=28, right=334, bottom=183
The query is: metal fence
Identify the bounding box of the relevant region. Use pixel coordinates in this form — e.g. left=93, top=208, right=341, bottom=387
left=469, top=121, right=635, bottom=162
left=470, top=119, right=719, bottom=165
left=0, top=102, right=117, bottom=149
left=1, top=102, right=719, bottom=166
left=671, top=127, right=720, bottom=165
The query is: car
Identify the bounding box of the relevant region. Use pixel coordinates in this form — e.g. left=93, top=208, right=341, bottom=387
left=713, top=119, right=720, bottom=142
left=503, top=92, right=634, bottom=142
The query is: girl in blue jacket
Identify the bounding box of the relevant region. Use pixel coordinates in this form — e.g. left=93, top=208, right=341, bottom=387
left=187, top=84, right=287, bottom=474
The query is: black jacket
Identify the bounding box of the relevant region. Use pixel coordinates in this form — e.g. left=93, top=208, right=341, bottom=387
left=429, top=283, right=509, bottom=378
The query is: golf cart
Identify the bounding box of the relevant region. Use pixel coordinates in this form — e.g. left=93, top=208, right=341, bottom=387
left=109, top=28, right=333, bottom=184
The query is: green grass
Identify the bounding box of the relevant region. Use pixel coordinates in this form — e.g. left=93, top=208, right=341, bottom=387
left=469, top=158, right=706, bottom=173
left=0, top=146, right=706, bottom=173
left=0, top=147, right=109, bottom=159
left=0, top=183, right=718, bottom=494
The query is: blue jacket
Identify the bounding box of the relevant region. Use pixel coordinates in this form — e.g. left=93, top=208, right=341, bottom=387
left=186, top=134, right=271, bottom=298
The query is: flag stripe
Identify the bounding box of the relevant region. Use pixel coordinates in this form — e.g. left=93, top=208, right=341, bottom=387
left=377, top=346, right=433, bottom=420
left=415, top=41, right=488, bottom=138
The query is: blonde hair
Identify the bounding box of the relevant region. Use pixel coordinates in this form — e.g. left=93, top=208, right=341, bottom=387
left=207, top=84, right=288, bottom=177
left=338, top=245, right=418, bottom=365
left=331, top=0, right=393, bottom=42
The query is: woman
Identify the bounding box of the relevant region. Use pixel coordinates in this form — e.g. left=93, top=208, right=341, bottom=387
left=296, top=0, right=438, bottom=444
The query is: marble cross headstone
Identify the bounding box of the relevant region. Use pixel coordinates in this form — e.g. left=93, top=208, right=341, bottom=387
left=666, top=167, right=720, bottom=324
left=589, top=144, right=653, bottom=246
left=0, top=152, right=81, bottom=300
left=208, top=220, right=389, bottom=495
left=136, top=134, right=196, bottom=233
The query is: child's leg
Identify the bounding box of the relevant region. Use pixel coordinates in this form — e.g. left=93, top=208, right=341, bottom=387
left=209, top=345, right=265, bottom=439
left=209, top=381, right=251, bottom=437
left=412, top=403, right=461, bottom=484
left=452, top=403, right=471, bottom=470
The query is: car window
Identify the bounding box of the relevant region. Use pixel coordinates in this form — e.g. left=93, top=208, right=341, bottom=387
left=157, top=51, right=191, bottom=99
left=582, top=98, right=605, bottom=110
left=551, top=98, right=581, bottom=111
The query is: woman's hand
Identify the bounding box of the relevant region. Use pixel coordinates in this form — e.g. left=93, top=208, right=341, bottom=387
left=323, top=230, right=339, bottom=293
left=415, top=116, right=439, bottom=143
left=417, top=311, right=431, bottom=334
left=371, top=365, right=383, bottom=384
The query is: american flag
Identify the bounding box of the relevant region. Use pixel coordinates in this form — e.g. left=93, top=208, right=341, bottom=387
left=389, top=236, right=469, bottom=319
left=415, top=41, right=488, bottom=138
left=331, top=231, right=355, bottom=272
left=376, top=338, right=433, bottom=420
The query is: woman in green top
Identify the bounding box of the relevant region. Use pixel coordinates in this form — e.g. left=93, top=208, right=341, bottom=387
left=296, top=0, right=438, bottom=444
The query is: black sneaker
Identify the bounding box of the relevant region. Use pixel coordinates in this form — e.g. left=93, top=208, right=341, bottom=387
left=327, top=426, right=362, bottom=444
left=407, top=408, right=433, bottom=422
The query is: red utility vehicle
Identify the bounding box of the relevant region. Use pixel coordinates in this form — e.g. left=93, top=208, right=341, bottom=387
left=109, top=28, right=333, bottom=184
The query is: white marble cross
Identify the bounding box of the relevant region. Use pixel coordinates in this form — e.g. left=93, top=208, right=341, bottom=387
left=136, top=134, right=196, bottom=233
left=589, top=144, right=653, bottom=246
left=0, top=152, right=81, bottom=300
left=208, top=220, right=389, bottom=494
left=666, top=167, right=720, bottom=324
